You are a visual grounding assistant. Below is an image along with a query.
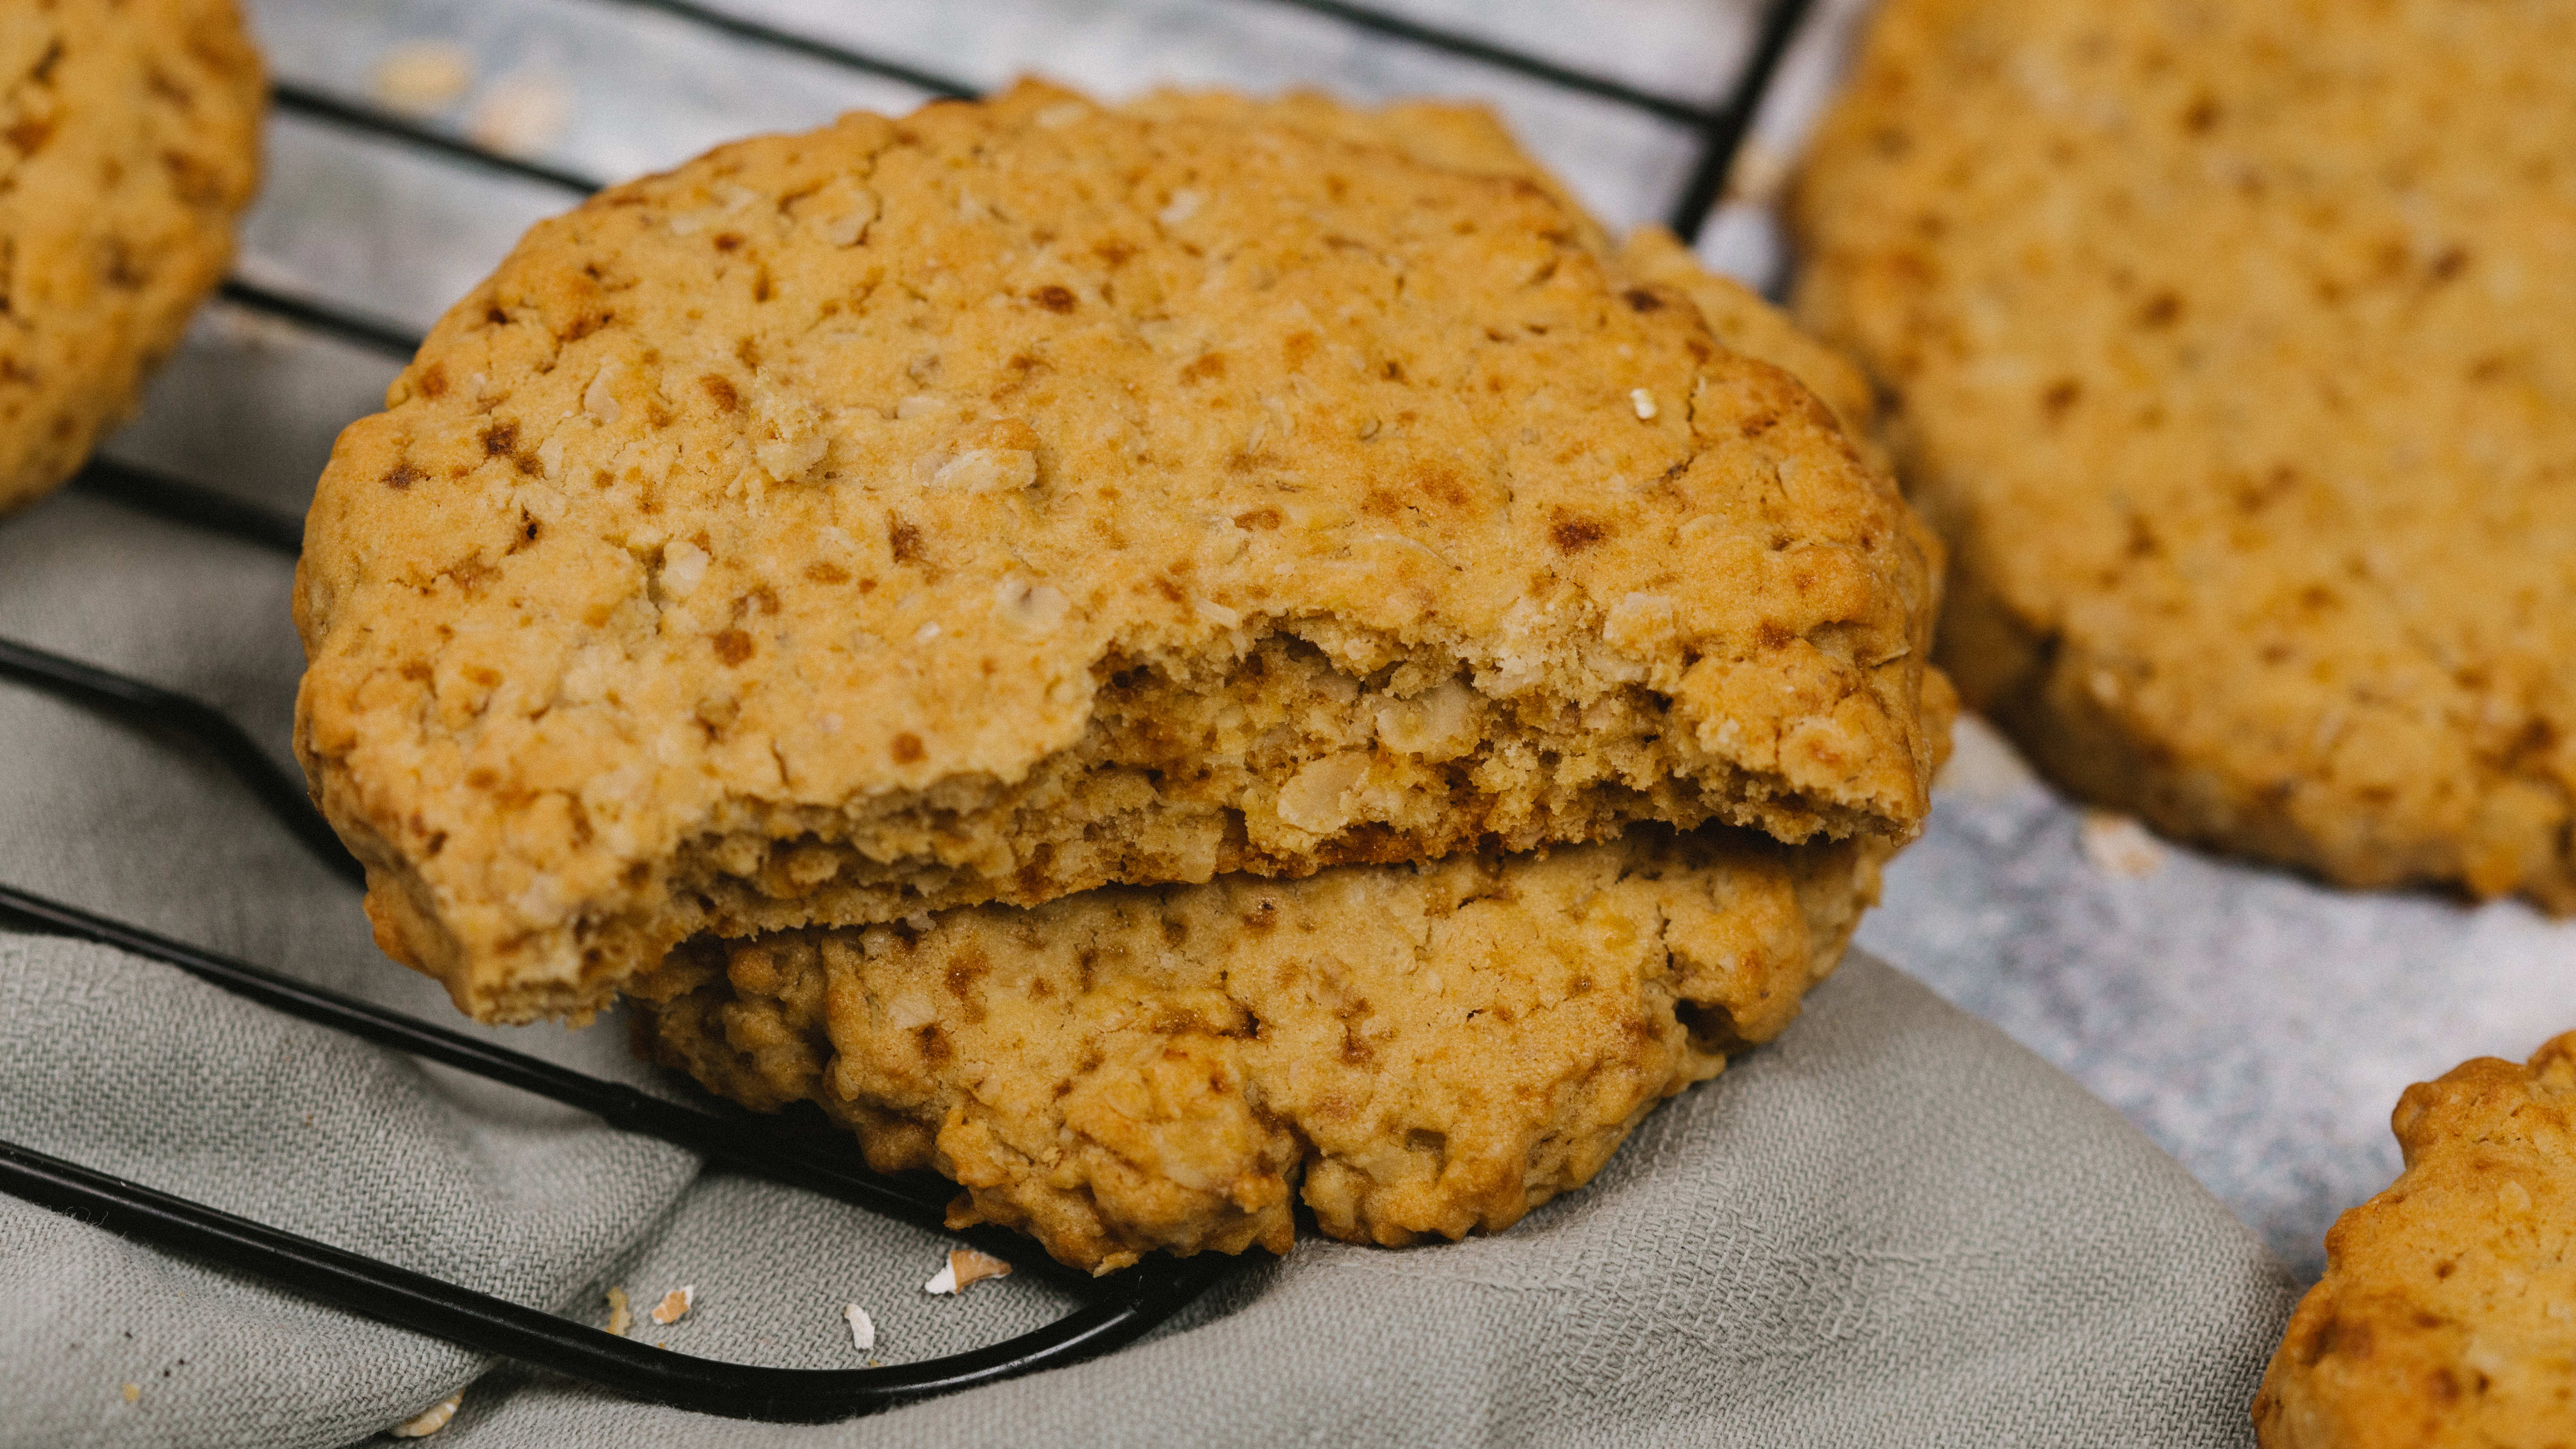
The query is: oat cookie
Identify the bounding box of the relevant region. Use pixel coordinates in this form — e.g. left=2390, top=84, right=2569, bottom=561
left=1795, top=0, right=2576, bottom=910
left=0, top=0, right=263, bottom=514
left=2254, top=1032, right=2576, bottom=1447
left=629, top=824, right=1887, bottom=1273
left=297, top=81, right=1940, bottom=1022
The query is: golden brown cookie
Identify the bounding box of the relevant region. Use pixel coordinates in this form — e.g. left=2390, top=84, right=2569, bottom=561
left=0, top=0, right=264, bottom=514
left=626, top=261, right=1951, bottom=1272
left=2254, top=1032, right=2576, bottom=1447
left=629, top=823, right=1887, bottom=1273
left=297, top=81, right=1941, bottom=1022
left=1794, top=0, right=2576, bottom=911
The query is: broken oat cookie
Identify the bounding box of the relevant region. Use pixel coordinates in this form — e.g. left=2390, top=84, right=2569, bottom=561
left=294, top=81, right=1941, bottom=1024
left=629, top=823, right=1890, bottom=1273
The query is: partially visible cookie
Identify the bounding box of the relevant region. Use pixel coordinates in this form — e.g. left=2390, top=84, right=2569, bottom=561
left=0, top=0, right=264, bottom=514
left=2255, top=1033, right=2576, bottom=1447
left=297, top=81, right=1942, bottom=1023
left=628, top=823, right=1887, bottom=1273
left=1794, top=0, right=2576, bottom=910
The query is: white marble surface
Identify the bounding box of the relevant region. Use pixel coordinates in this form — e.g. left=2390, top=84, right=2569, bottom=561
left=1860, top=723, right=2571, bottom=1280
left=84, top=0, right=2576, bottom=1286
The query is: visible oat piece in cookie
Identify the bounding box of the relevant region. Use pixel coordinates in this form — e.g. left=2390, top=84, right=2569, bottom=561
left=1618, top=227, right=1881, bottom=460
left=1794, top=0, right=2576, bottom=911
left=628, top=824, right=1888, bottom=1274
left=296, top=81, right=1940, bottom=1022
left=0, top=0, right=263, bottom=515
left=2254, top=1033, right=2576, bottom=1448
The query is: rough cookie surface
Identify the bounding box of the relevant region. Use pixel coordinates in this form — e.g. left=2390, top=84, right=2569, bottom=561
left=297, top=82, right=1939, bottom=1021
left=2255, top=1032, right=2576, bottom=1448
left=0, top=0, right=263, bottom=514
left=1619, top=227, right=1883, bottom=464
left=1795, top=0, right=2576, bottom=911
left=628, top=824, right=1885, bottom=1273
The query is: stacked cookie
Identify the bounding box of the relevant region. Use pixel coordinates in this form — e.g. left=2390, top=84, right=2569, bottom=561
left=296, top=84, right=1947, bottom=1271
left=0, top=0, right=263, bottom=514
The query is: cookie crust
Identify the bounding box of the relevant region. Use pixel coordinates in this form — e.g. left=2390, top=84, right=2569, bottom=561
left=2254, top=1033, right=2576, bottom=1448
left=297, top=83, right=1939, bottom=1022
left=0, top=0, right=263, bottom=514
left=1794, top=0, right=2576, bottom=911
left=628, top=824, right=1884, bottom=1273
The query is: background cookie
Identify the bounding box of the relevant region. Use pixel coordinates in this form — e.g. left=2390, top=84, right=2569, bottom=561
left=297, top=81, right=1941, bottom=1022
left=1793, top=0, right=2576, bottom=911
left=630, top=824, right=1887, bottom=1273
left=2254, top=1031, right=2575, bottom=1447
left=0, top=0, right=263, bottom=515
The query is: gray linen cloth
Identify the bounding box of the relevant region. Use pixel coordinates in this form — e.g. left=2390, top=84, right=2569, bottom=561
left=0, top=491, right=2298, bottom=1445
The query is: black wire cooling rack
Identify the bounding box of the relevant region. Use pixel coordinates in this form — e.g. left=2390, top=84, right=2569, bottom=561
left=0, top=0, right=1813, bottom=1422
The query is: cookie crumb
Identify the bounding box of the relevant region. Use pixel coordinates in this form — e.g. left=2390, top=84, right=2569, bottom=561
left=371, top=42, right=474, bottom=115
left=388, top=1391, right=461, bottom=1438
left=1721, top=137, right=1792, bottom=209
left=925, top=1247, right=1014, bottom=1295
left=2080, top=810, right=2166, bottom=879
left=121, top=1383, right=139, bottom=1404
left=604, top=1286, right=631, bottom=1337
left=1630, top=388, right=1658, bottom=420
left=1933, top=714, right=2039, bottom=800
left=843, top=1304, right=875, bottom=1353
left=650, top=1286, right=694, bottom=1326
left=469, top=70, right=570, bottom=155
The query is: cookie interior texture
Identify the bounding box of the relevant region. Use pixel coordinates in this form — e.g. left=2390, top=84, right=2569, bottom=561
left=2254, top=1032, right=2576, bottom=1448
left=1794, top=0, right=2576, bottom=911
left=628, top=824, right=1885, bottom=1273
left=297, top=82, right=1941, bottom=1022
left=0, top=0, right=263, bottom=514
